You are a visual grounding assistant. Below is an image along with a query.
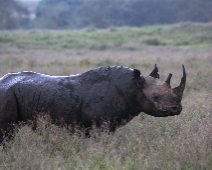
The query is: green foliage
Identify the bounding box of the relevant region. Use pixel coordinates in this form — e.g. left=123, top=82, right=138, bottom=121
left=139, top=62, right=152, bottom=69
left=0, top=35, right=15, bottom=44
left=0, top=0, right=29, bottom=30
left=35, top=0, right=84, bottom=29
left=1, top=23, right=212, bottom=50
left=96, top=59, right=117, bottom=67
left=34, top=0, right=212, bottom=29
left=1, top=0, right=212, bottom=30
left=77, top=58, right=91, bottom=67
left=143, top=38, right=166, bottom=46
left=0, top=59, right=22, bottom=69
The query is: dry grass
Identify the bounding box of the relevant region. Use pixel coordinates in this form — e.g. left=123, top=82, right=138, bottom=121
left=0, top=24, right=212, bottom=169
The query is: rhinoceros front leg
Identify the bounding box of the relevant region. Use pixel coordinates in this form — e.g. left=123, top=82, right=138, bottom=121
left=0, top=123, right=15, bottom=143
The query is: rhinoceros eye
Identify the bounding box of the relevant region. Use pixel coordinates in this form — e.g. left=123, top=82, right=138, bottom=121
left=152, top=94, right=160, bottom=101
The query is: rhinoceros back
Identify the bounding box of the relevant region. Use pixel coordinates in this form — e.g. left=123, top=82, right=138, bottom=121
left=9, top=72, right=82, bottom=124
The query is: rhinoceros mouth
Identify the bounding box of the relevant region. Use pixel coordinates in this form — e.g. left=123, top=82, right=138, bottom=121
left=153, top=105, right=182, bottom=117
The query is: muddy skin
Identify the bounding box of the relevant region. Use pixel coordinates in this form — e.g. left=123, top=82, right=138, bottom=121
left=0, top=65, right=186, bottom=141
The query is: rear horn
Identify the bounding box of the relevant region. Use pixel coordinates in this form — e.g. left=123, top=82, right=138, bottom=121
left=165, top=73, right=172, bottom=85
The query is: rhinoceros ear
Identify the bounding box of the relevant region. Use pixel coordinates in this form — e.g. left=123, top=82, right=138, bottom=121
left=149, top=64, right=160, bottom=79
left=133, top=69, right=141, bottom=79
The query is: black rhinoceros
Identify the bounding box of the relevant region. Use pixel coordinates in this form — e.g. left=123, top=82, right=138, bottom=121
left=0, top=64, right=186, bottom=140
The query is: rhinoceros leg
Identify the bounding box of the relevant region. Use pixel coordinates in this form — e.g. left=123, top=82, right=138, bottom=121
left=0, top=123, right=15, bottom=143
left=0, top=94, right=18, bottom=143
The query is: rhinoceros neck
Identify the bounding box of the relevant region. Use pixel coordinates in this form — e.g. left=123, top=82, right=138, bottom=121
left=78, top=66, right=138, bottom=103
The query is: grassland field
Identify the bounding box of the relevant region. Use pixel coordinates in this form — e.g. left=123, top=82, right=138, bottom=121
left=0, top=22, right=212, bottom=170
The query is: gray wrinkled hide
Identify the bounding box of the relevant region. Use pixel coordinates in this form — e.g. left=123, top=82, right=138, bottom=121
left=0, top=66, right=143, bottom=139
left=0, top=65, right=186, bottom=141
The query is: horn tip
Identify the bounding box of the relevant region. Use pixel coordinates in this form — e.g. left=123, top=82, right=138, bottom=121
left=182, top=64, right=186, bottom=70
left=182, top=64, right=186, bottom=75
left=154, top=64, right=158, bottom=72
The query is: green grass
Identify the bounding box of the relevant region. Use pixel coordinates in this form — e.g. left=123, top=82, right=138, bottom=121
left=0, top=22, right=212, bottom=169
left=1, top=22, right=212, bottom=50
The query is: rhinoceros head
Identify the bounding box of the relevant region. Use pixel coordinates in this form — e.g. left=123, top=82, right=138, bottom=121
left=135, top=64, right=186, bottom=117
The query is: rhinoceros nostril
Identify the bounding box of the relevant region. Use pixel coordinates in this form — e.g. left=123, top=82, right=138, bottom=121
left=170, top=106, right=182, bottom=113
left=172, top=107, right=177, bottom=110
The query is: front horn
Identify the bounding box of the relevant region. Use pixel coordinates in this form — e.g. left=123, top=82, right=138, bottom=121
left=173, top=64, right=186, bottom=96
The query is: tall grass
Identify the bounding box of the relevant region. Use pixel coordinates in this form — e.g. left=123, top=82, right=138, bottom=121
left=1, top=90, right=212, bottom=169
left=0, top=23, right=212, bottom=169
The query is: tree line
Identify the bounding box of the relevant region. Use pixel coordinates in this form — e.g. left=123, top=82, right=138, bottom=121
left=0, top=0, right=29, bottom=29
left=1, top=0, right=212, bottom=30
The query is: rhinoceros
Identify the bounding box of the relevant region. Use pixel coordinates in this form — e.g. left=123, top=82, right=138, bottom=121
left=0, top=64, right=186, bottom=140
